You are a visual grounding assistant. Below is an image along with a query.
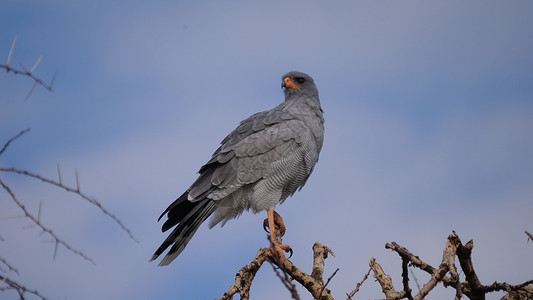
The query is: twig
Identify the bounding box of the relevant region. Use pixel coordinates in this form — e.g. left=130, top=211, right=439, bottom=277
left=401, top=257, right=413, bottom=300
left=0, top=275, right=50, bottom=300
left=409, top=269, right=421, bottom=293
left=1, top=36, right=55, bottom=100
left=346, top=267, right=371, bottom=300
left=0, top=257, right=19, bottom=275
left=319, top=268, right=339, bottom=299
left=0, top=128, right=30, bottom=156
left=271, top=262, right=301, bottom=300
left=526, top=230, right=533, bottom=243
left=0, top=167, right=138, bottom=242
left=0, top=178, right=96, bottom=264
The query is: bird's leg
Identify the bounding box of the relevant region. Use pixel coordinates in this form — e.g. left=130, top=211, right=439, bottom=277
left=265, top=210, right=292, bottom=262
left=262, top=210, right=286, bottom=236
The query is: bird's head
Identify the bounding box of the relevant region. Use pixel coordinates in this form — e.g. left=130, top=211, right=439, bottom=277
left=281, top=71, right=318, bottom=99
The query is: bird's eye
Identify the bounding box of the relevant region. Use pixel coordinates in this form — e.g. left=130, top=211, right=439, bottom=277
left=296, top=77, right=306, bottom=84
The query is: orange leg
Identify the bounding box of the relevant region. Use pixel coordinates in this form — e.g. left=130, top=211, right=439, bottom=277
left=266, top=210, right=292, bottom=262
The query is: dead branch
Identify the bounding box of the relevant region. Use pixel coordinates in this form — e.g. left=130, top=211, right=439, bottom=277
left=379, top=232, right=533, bottom=300
left=370, top=256, right=407, bottom=299
left=271, top=262, right=301, bottom=300
left=0, top=178, right=96, bottom=264
left=401, top=257, right=413, bottom=300
left=219, top=226, right=533, bottom=300
left=0, top=275, right=50, bottom=300
left=346, top=266, right=371, bottom=300
left=0, top=129, right=30, bottom=156
left=0, top=166, right=137, bottom=242
left=526, top=230, right=533, bottom=244
left=219, top=222, right=336, bottom=300
left=0, top=257, right=19, bottom=276
left=217, top=248, right=269, bottom=300
left=0, top=129, right=136, bottom=299
left=0, top=130, right=137, bottom=242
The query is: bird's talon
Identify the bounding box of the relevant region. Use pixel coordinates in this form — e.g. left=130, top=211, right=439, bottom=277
left=262, top=218, right=270, bottom=233
left=287, top=247, right=293, bottom=258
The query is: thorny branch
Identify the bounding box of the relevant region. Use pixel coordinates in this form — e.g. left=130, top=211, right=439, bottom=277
left=1, top=128, right=137, bottom=299
left=0, top=130, right=137, bottom=243
left=0, top=166, right=138, bottom=242
left=0, top=178, right=96, bottom=264
left=0, top=35, right=56, bottom=101
left=0, top=275, right=50, bottom=300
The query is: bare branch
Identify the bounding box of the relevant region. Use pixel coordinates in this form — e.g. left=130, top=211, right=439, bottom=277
left=380, top=232, right=533, bottom=299
left=346, top=267, right=371, bottom=300
left=408, top=269, right=421, bottom=293
left=401, top=257, right=413, bottom=300
left=311, top=242, right=335, bottom=282
left=1, top=36, right=55, bottom=100
left=526, top=230, right=533, bottom=243
left=218, top=229, right=532, bottom=300
left=217, top=248, right=269, bottom=300
left=271, top=262, right=301, bottom=300
left=319, top=268, right=339, bottom=299
left=0, top=257, right=19, bottom=276
left=0, top=178, right=96, bottom=264
left=0, top=167, right=138, bottom=242
left=220, top=223, right=335, bottom=300
left=0, top=274, right=50, bottom=300
left=0, top=128, right=30, bottom=156
left=456, top=238, right=483, bottom=299
left=370, top=257, right=406, bottom=299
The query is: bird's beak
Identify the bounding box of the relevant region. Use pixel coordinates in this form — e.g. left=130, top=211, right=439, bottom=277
left=282, top=77, right=301, bottom=89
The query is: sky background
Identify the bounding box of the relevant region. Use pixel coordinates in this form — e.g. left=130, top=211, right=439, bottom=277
left=1, top=1, right=533, bottom=299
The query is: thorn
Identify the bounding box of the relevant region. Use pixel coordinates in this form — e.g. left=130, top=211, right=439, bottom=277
left=75, top=168, right=80, bottom=192
left=24, top=80, right=38, bottom=102
left=38, top=200, right=42, bottom=222
left=2, top=214, right=27, bottom=220
left=19, top=63, right=30, bottom=74
left=49, top=70, right=57, bottom=91
left=53, top=240, right=59, bottom=261
left=22, top=224, right=37, bottom=230
left=6, top=35, right=17, bottom=67
left=30, top=54, right=44, bottom=74
left=56, top=164, right=62, bottom=185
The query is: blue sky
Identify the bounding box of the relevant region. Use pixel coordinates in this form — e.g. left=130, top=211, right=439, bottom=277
left=1, top=1, right=533, bottom=299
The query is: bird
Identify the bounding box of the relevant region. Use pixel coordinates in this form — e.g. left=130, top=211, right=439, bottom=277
left=150, top=71, right=324, bottom=266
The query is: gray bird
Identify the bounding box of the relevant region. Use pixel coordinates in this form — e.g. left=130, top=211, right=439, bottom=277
left=150, top=71, right=324, bottom=266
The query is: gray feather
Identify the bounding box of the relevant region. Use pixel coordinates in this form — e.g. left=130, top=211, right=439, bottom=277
left=152, top=71, right=325, bottom=266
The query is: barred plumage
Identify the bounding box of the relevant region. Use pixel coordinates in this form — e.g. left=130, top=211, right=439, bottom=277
left=151, top=71, right=324, bottom=266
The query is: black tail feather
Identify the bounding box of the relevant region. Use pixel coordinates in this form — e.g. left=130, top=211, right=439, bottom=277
left=151, top=192, right=217, bottom=265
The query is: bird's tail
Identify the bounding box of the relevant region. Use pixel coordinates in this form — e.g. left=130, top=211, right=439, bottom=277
left=150, top=191, right=217, bottom=266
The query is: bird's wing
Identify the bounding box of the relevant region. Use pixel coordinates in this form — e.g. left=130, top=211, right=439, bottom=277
left=187, top=108, right=303, bottom=201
